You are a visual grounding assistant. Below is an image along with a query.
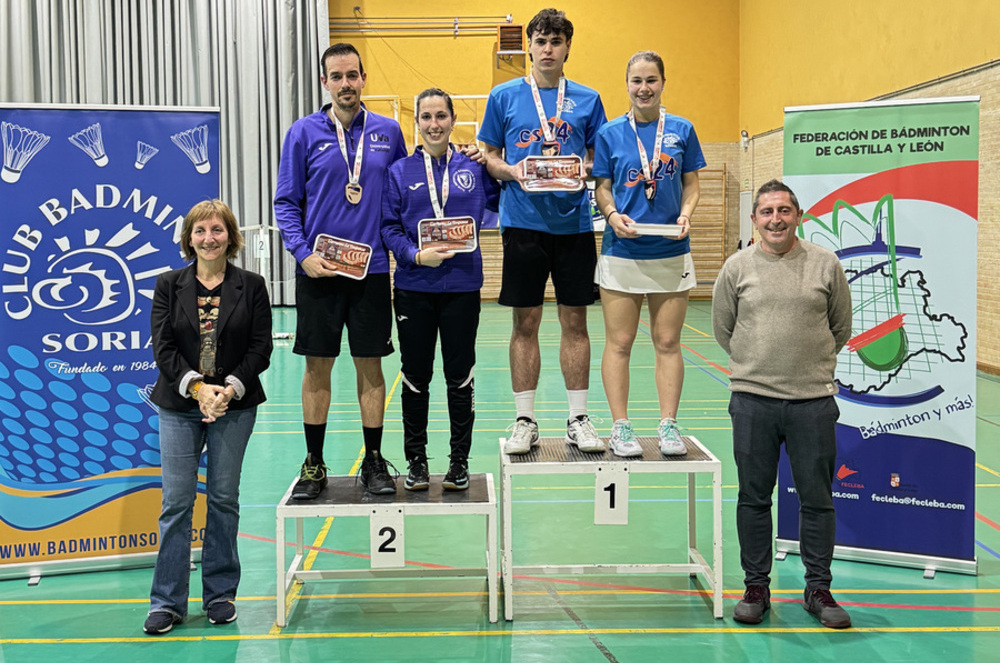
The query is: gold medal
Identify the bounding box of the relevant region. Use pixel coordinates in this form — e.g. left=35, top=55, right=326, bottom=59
left=345, top=182, right=363, bottom=205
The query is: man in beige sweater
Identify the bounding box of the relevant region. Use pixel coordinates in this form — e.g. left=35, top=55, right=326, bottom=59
left=712, top=179, right=853, bottom=629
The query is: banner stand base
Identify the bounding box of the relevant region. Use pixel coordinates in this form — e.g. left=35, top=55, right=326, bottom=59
left=1, top=548, right=203, bottom=583
left=775, top=538, right=977, bottom=576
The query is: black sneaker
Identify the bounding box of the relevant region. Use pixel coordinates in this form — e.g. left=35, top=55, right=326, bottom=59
left=405, top=458, right=430, bottom=491
left=733, top=584, right=770, bottom=624
left=292, top=454, right=327, bottom=500
left=359, top=450, right=397, bottom=494
left=143, top=611, right=181, bottom=635
left=207, top=600, right=237, bottom=625
left=442, top=459, right=469, bottom=491
left=804, top=589, right=851, bottom=629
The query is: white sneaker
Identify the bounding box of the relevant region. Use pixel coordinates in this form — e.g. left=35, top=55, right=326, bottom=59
left=658, top=418, right=687, bottom=455
left=566, top=415, right=604, bottom=453
left=504, top=418, right=539, bottom=455
left=608, top=419, right=642, bottom=458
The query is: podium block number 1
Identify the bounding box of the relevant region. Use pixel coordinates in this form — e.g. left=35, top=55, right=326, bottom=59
left=594, top=465, right=629, bottom=525
left=370, top=507, right=405, bottom=568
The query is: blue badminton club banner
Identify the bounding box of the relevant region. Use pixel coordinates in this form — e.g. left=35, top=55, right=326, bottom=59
left=0, top=105, right=219, bottom=573
left=778, top=98, right=978, bottom=565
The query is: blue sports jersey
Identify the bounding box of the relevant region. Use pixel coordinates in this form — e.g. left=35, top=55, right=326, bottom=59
left=274, top=103, right=407, bottom=274
left=478, top=77, right=606, bottom=235
left=381, top=146, right=500, bottom=293
left=592, top=112, right=706, bottom=260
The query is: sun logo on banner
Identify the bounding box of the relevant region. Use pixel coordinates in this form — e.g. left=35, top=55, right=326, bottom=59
left=31, top=223, right=171, bottom=326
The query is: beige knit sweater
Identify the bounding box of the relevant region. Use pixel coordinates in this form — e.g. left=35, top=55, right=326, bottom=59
left=712, top=240, right=853, bottom=400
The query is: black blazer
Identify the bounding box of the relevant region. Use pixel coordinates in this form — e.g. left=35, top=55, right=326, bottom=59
left=150, top=262, right=272, bottom=412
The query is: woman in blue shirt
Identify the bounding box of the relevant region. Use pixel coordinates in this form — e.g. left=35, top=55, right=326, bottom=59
left=381, top=88, right=499, bottom=491
left=591, top=51, right=706, bottom=458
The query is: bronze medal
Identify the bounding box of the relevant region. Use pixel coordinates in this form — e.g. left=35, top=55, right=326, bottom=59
left=345, top=182, right=363, bottom=205
left=644, top=179, right=657, bottom=200
left=541, top=140, right=561, bottom=156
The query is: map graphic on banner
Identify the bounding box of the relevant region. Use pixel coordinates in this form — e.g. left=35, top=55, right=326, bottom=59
left=780, top=98, right=978, bottom=566
left=0, top=106, right=219, bottom=573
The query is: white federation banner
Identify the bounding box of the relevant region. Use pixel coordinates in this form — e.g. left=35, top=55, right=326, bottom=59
left=779, top=97, right=978, bottom=565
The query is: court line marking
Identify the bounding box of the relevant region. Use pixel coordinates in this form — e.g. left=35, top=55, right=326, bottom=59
left=6, top=625, right=1000, bottom=644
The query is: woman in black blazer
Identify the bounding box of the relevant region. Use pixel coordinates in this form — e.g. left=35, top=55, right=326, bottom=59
left=143, top=200, right=272, bottom=635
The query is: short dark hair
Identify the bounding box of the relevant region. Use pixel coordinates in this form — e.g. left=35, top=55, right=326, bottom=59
left=416, top=88, right=455, bottom=117
left=179, top=199, right=244, bottom=261
left=320, top=42, right=364, bottom=77
left=752, top=179, right=801, bottom=215
left=627, top=51, right=665, bottom=81
left=526, top=8, right=573, bottom=41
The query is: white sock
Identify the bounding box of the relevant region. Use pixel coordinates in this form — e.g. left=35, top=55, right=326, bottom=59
left=567, top=389, right=588, bottom=420
left=514, top=390, right=536, bottom=421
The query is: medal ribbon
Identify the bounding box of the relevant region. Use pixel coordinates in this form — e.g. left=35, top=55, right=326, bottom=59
left=332, top=107, right=368, bottom=188
left=422, top=145, right=452, bottom=219
left=627, top=106, right=666, bottom=188
left=527, top=73, right=566, bottom=145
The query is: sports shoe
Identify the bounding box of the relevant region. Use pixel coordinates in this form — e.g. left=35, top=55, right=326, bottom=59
left=658, top=418, right=687, bottom=456
left=359, top=450, right=397, bottom=495
left=404, top=458, right=430, bottom=491
left=143, top=611, right=181, bottom=635
left=292, top=454, right=327, bottom=500
left=733, top=584, right=770, bottom=624
left=442, top=459, right=469, bottom=491
left=608, top=419, right=642, bottom=458
left=566, top=415, right=605, bottom=453
left=804, top=589, right=852, bottom=629
left=207, top=600, right=237, bottom=625
left=503, top=417, right=539, bottom=455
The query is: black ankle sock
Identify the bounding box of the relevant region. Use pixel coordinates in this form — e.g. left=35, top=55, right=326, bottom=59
left=363, top=426, right=383, bottom=456
left=304, top=423, right=326, bottom=465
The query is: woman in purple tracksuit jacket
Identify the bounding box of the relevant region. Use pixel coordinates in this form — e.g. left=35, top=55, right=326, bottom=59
left=381, top=88, right=499, bottom=492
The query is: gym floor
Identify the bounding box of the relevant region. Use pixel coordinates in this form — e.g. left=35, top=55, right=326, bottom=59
left=2, top=301, right=999, bottom=662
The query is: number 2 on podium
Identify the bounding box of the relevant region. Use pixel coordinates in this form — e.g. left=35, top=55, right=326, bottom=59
left=594, top=465, right=629, bottom=525
left=370, top=507, right=405, bottom=568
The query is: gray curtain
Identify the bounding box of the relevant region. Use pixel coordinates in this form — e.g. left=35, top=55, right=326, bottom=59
left=0, top=0, right=328, bottom=304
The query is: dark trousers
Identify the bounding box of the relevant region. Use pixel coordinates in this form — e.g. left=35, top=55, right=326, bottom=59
left=393, top=288, right=480, bottom=462
left=729, top=391, right=839, bottom=593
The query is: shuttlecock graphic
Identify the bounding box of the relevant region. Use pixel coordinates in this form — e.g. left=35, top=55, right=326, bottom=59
left=68, top=123, right=109, bottom=167
left=2, top=121, right=50, bottom=183
left=170, top=124, right=211, bottom=174
left=134, top=141, right=159, bottom=169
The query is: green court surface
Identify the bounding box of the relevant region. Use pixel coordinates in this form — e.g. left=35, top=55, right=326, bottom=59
left=3, top=301, right=1000, bottom=662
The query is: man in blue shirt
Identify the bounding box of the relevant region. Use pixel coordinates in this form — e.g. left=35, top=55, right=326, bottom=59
left=274, top=43, right=406, bottom=498
left=479, top=8, right=607, bottom=455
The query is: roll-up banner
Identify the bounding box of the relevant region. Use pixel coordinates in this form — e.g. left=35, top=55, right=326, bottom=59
left=777, top=97, right=979, bottom=574
left=0, top=105, right=219, bottom=578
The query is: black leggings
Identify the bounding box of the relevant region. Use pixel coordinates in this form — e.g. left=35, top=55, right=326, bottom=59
left=393, top=288, right=480, bottom=462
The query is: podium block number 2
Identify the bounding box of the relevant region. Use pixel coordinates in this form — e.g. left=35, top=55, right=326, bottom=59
left=594, top=465, right=629, bottom=525
left=370, top=507, right=405, bottom=568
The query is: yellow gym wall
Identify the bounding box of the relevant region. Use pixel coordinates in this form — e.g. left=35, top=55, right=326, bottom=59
left=740, top=0, right=999, bottom=135
left=328, top=1, right=740, bottom=146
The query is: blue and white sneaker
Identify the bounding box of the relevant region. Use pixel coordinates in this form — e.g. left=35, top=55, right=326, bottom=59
left=658, top=418, right=687, bottom=455
left=608, top=419, right=642, bottom=458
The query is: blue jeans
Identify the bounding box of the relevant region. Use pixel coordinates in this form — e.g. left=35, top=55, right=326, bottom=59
left=148, top=406, right=257, bottom=617
left=729, top=392, right=838, bottom=594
